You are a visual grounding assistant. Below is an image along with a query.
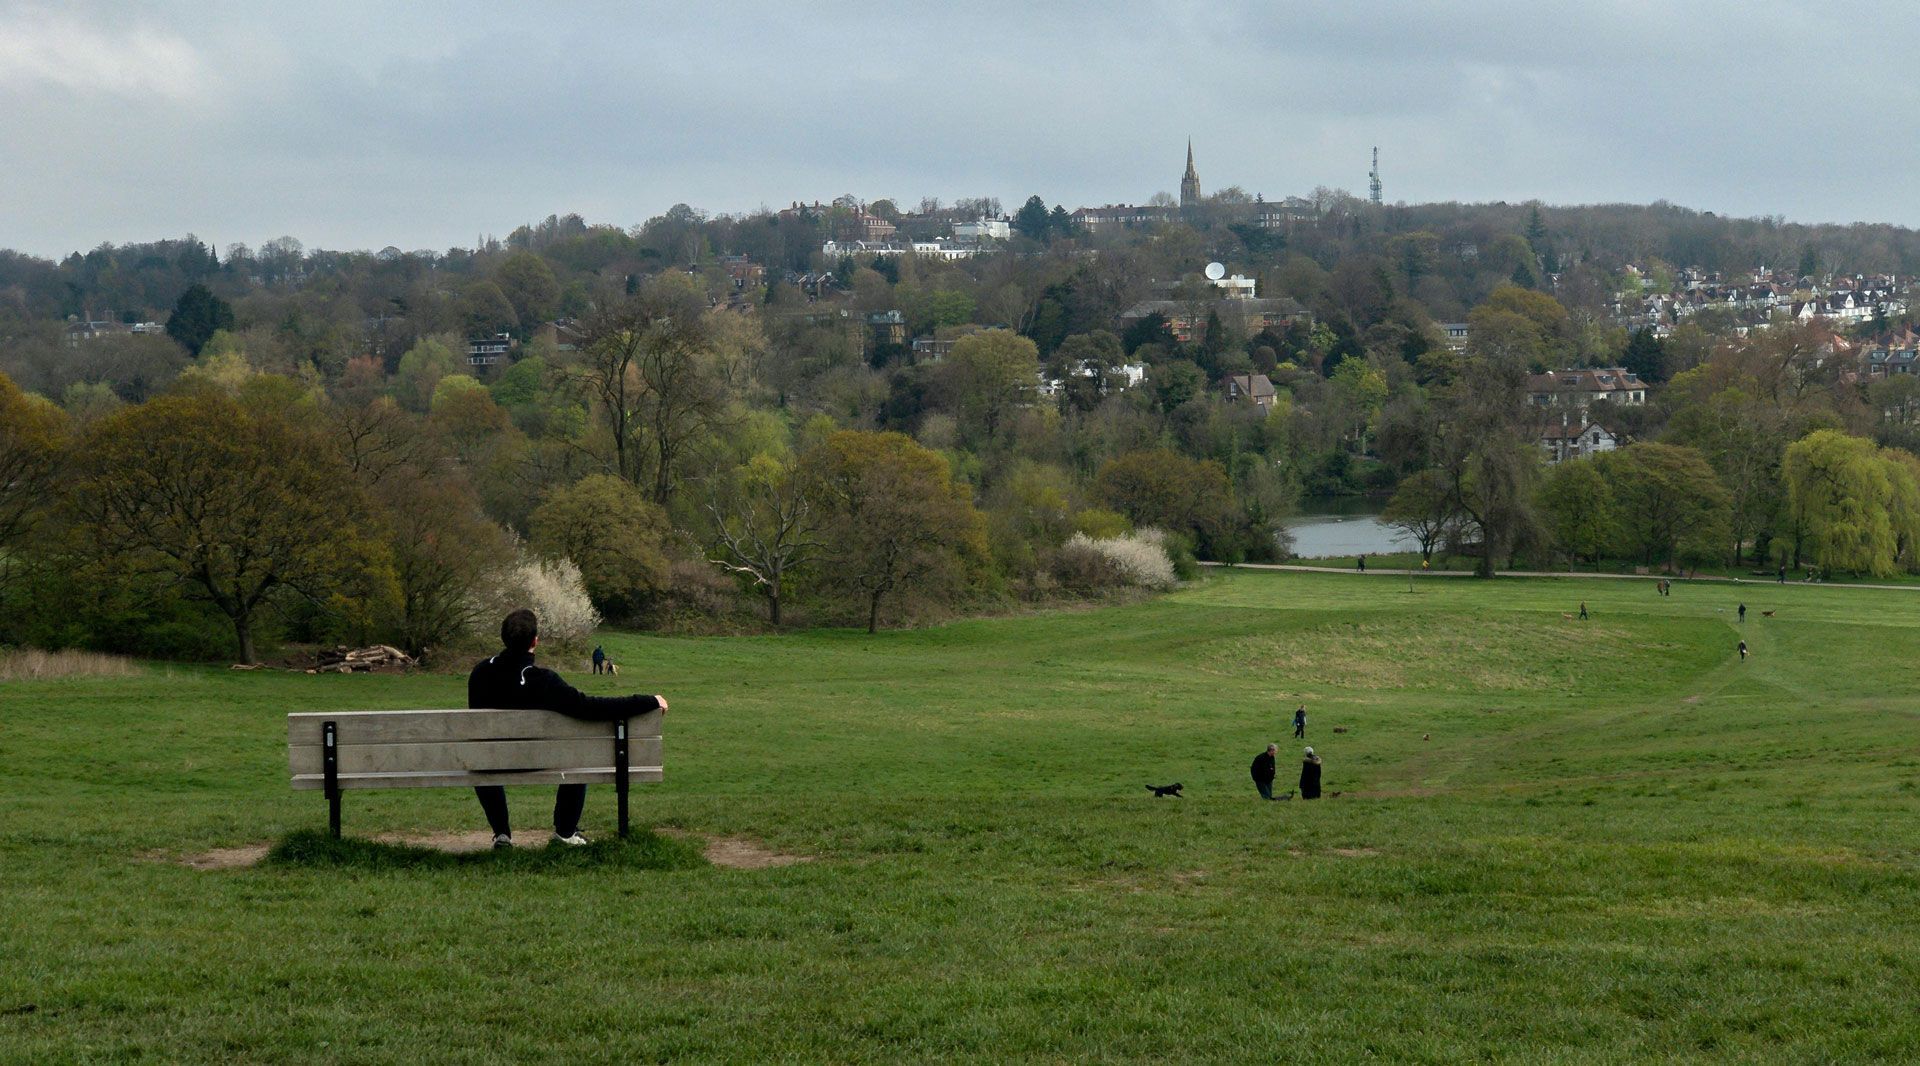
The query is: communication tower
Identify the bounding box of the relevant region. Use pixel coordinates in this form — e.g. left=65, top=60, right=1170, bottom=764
left=1369, top=147, right=1382, bottom=206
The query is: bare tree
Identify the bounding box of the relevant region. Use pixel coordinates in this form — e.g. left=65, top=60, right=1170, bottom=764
left=704, top=456, right=818, bottom=626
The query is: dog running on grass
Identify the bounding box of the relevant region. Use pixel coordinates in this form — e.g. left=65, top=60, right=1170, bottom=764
left=1145, top=783, right=1184, bottom=798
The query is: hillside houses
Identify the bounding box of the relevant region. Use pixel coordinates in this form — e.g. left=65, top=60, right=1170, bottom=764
left=1614, top=267, right=1909, bottom=333
left=1527, top=367, right=1647, bottom=409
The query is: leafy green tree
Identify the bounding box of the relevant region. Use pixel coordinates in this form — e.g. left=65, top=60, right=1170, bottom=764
left=493, top=251, right=561, bottom=336
left=0, top=372, right=68, bottom=591
left=164, top=283, right=234, bottom=357
left=395, top=337, right=461, bottom=413
left=1783, top=430, right=1900, bottom=575
left=460, top=280, right=518, bottom=337
left=1150, top=360, right=1205, bottom=414
left=940, top=329, right=1038, bottom=447
left=1596, top=444, right=1730, bottom=569
left=528, top=474, right=672, bottom=618
left=66, top=391, right=381, bottom=662
left=1535, top=458, right=1615, bottom=569
left=803, top=430, right=987, bottom=633
left=1095, top=449, right=1232, bottom=546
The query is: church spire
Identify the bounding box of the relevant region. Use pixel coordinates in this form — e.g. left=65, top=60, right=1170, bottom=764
left=1180, top=139, right=1202, bottom=208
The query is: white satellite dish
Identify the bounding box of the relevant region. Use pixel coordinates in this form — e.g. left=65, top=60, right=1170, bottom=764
left=1204, top=262, right=1226, bottom=281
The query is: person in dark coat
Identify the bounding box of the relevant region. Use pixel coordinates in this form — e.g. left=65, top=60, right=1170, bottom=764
left=1251, top=743, right=1279, bottom=800
left=1293, top=705, right=1307, bottom=739
left=470, top=610, right=667, bottom=847
left=1299, top=747, right=1323, bottom=799
left=591, top=644, right=606, bottom=674
left=1737, top=603, right=1746, bottom=623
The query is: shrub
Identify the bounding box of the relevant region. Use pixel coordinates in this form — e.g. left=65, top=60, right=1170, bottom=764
left=1056, top=530, right=1178, bottom=592
left=471, top=546, right=600, bottom=649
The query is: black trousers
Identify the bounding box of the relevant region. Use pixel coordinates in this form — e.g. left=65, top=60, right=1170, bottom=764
left=474, top=784, right=587, bottom=838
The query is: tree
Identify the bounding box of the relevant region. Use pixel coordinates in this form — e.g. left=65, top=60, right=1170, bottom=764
left=66, top=391, right=380, bottom=663
left=572, top=275, right=728, bottom=504
left=395, top=337, right=461, bottom=413
left=1380, top=468, right=1458, bottom=563
left=1621, top=328, right=1667, bottom=384
left=0, top=372, right=67, bottom=591
left=803, top=430, right=986, bottom=633
left=164, top=283, right=234, bottom=356
left=1432, top=318, right=1541, bottom=576
left=705, top=453, right=818, bottom=626
left=493, top=251, right=561, bottom=337
left=1596, top=444, right=1730, bottom=568
left=940, top=329, right=1038, bottom=447
left=1013, top=195, right=1050, bottom=240
left=528, top=474, right=672, bottom=618
left=372, top=465, right=507, bottom=658
left=1535, top=458, right=1615, bottom=568
left=1095, top=449, right=1233, bottom=546
left=459, top=280, right=517, bottom=337
left=1783, top=430, right=1900, bottom=575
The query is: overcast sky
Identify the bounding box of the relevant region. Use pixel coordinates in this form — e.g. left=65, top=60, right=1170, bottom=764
left=5, top=1, right=1919, bottom=259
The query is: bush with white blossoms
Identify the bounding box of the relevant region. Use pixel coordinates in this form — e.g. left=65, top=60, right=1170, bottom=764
left=471, top=546, right=601, bottom=647
left=1060, top=529, right=1178, bottom=591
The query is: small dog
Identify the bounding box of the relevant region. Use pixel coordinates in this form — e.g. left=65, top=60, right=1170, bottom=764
left=1332, top=726, right=1349, bottom=734
left=1761, top=610, right=1776, bottom=618
left=606, top=661, right=618, bottom=675
left=1145, top=783, right=1184, bottom=798
left=1422, top=733, right=1431, bottom=741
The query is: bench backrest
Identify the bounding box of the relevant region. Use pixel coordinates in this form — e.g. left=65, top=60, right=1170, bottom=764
left=288, top=708, right=663, bottom=791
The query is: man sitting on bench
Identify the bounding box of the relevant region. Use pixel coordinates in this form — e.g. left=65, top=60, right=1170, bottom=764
left=471, top=609, right=668, bottom=847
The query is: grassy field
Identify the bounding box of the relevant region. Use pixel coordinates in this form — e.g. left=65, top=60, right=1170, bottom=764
left=3, top=571, right=1919, bottom=1062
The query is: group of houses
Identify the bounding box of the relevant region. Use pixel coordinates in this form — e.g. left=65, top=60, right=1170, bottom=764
left=1615, top=267, right=1909, bottom=335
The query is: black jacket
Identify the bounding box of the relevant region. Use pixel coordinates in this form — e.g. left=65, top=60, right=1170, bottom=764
left=1250, top=752, right=1276, bottom=784
left=1300, top=758, right=1322, bottom=799
left=468, top=649, right=660, bottom=721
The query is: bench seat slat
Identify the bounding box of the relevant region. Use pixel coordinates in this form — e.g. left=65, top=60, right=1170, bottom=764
left=291, top=766, right=664, bottom=790
left=288, top=708, right=662, bottom=746
left=290, top=736, right=662, bottom=777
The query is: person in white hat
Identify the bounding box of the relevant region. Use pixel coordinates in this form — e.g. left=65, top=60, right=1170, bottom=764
left=1300, top=746, right=1323, bottom=799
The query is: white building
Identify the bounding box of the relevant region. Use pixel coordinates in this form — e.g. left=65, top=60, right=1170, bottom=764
left=952, top=217, right=1011, bottom=241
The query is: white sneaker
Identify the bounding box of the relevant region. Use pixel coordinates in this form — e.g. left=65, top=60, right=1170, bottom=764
left=551, top=831, right=589, bottom=846
left=492, top=834, right=513, bottom=849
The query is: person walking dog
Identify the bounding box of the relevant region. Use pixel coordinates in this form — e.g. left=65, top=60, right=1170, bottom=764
left=470, top=610, right=667, bottom=847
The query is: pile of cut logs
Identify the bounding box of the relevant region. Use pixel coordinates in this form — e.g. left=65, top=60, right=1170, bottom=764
left=309, top=645, right=417, bottom=673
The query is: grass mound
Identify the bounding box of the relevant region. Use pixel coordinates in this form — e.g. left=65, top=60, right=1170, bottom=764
left=263, top=828, right=708, bottom=873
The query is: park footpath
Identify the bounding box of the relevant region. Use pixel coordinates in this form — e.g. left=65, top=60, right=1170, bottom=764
left=1204, top=561, right=1920, bottom=593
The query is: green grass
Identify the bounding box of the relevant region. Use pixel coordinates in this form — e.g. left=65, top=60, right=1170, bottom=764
left=4, top=572, right=1919, bottom=1062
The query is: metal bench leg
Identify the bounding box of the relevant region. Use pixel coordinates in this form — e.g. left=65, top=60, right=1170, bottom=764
left=323, top=720, right=341, bottom=839
left=615, top=718, right=630, bottom=840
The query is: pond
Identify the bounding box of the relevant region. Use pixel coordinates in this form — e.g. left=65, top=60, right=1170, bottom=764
left=1287, top=497, right=1414, bottom=559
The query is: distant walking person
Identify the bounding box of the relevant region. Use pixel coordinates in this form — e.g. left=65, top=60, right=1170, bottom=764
left=1293, top=705, right=1307, bottom=739
left=1738, top=639, right=1749, bottom=661
left=470, top=611, right=667, bottom=847
left=1778, top=565, right=1786, bottom=584
left=1578, top=601, right=1588, bottom=620
left=1300, top=747, right=1323, bottom=800
left=1251, top=744, right=1279, bottom=800
left=1738, top=603, right=1746, bottom=623
left=591, top=644, right=606, bottom=675
left=1357, top=554, right=1367, bottom=573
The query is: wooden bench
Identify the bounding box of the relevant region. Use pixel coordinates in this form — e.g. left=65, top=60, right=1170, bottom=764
left=288, top=708, right=664, bottom=839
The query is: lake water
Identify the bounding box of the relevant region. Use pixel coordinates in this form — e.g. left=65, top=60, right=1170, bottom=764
left=1287, top=497, right=1414, bottom=559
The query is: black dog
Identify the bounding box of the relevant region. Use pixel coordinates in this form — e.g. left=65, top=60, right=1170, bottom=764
left=1145, top=783, right=1184, bottom=798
